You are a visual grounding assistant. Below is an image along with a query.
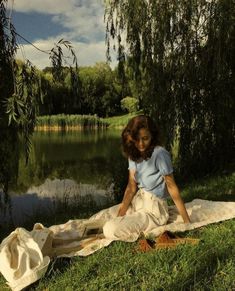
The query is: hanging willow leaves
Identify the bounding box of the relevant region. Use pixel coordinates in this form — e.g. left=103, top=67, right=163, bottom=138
left=1, top=0, right=80, bottom=178
left=0, top=0, right=19, bottom=191
left=1, top=0, right=80, bottom=163
left=49, top=39, right=78, bottom=80
left=49, top=39, right=81, bottom=110
left=105, top=0, right=235, bottom=178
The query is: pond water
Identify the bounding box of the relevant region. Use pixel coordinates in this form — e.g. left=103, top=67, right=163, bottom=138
left=0, top=129, right=128, bottom=227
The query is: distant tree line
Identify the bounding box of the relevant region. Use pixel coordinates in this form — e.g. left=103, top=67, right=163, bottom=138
left=14, top=60, right=139, bottom=118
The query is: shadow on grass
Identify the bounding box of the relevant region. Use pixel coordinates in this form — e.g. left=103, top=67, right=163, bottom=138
left=181, top=173, right=235, bottom=203
left=24, top=257, right=74, bottom=291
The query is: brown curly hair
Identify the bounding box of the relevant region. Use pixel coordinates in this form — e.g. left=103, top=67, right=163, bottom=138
left=121, top=115, right=161, bottom=161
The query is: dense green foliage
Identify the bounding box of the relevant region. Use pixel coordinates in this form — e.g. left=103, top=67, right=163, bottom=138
left=105, top=0, right=235, bottom=178
left=0, top=0, right=19, bottom=191
left=121, top=96, right=139, bottom=113
left=41, top=63, right=115, bottom=117
left=37, top=62, right=138, bottom=118
left=11, top=61, right=140, bottom=118
left=0, top=1, right=80, bottom=190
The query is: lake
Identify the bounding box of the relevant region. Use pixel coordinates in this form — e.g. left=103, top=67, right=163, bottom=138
left=0, top=129, right=128, bottom=227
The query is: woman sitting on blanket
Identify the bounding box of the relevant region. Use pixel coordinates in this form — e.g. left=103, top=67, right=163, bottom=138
left=93, top=115, right=191, bottom=240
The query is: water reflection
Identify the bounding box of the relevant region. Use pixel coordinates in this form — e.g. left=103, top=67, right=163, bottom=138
left=0, top=129, right=127, bottom=234
left=16, top=129, right=123, bottom=192
left=0, top=178, right=114, bottom=227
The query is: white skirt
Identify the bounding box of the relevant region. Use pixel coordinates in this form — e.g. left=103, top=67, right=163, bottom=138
left=89, top=189, right=169, bottom=241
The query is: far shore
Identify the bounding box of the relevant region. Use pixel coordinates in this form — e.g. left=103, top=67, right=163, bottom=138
left=35, top=112, right=142, bottom=131
left=34, top=125, right=109, bottom=131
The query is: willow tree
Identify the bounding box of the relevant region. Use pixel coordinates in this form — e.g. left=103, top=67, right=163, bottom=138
left=0, top=0, right=79, bottom=195
left=105, top=0, right=235, bottom=178
left=0, top=0, right=19, bottom=194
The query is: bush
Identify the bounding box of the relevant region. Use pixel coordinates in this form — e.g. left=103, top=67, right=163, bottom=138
left=121, top=96, right=139, bottom=113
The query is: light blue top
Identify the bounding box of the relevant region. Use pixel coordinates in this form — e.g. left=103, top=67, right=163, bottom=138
left=128, top=146, right=173, bottom=199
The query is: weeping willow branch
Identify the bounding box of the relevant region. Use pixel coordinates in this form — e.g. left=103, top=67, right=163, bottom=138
left=105, top=0, right=235, bottom=177
left=1, top=0, right=80, bottom=165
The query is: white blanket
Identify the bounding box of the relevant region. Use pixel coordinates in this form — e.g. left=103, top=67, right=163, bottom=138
left=0, top=199, right=235, bottom=291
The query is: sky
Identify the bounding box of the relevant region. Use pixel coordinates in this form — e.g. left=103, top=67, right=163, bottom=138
left=9, top=0, right=117, bottom=69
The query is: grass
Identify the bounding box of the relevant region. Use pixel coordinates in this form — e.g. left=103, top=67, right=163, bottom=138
left=36, top=114, right=109, bottom=130
left=178, top=172, right=235, bottom=203
left=33, top=221, right=235, bottom=291
left=0, top=172, right=234, bottom=290
left=103, top=110, right=143, bottom=128
left=35, top=111, right=143, bottom=131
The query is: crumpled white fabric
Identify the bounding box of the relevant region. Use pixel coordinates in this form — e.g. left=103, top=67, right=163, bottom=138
left=1, top=197, right=235, bottom=291
left=0, top=228, right=50, bottom=291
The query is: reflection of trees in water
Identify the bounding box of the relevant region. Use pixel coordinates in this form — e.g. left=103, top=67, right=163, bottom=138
left=0, top=129, right=19, bottom=188
left=0, top=130, right=128, bottom=238
left=0, top=129, right=19, bottom=233
left=16, top=156, right=125, bottom=193
left=15, top=131, right=124, bottom=192
left=0, top=178, right=114, bottom=241
left=0, top=132, right=128, bottom=241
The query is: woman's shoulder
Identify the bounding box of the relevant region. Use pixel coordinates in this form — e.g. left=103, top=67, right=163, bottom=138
left=152, top=146, right=171, bottom=161
left=153, top=146, right=173, bottom=173
left=153, top=145, right=169, bottom=155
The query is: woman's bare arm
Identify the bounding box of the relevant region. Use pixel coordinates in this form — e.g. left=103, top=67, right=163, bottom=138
left=164, top=174, right=191, bottom=223
left=117, top=170, right=137, bottom=216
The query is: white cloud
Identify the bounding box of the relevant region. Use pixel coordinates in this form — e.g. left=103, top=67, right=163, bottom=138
left=16, top=36, right=117, bottom=69
left=16, top=38, right=54, bottom=68
left=12, top=0, right=74, bottom=14
left=13, top=0, right=106, bottom=42
left=52, top=10, right=105, bottom=42
left=13, top=1, right=119, bottom=68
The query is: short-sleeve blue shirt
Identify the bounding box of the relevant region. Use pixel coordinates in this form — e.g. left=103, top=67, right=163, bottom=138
left=128, top=146, right=173, bottom=199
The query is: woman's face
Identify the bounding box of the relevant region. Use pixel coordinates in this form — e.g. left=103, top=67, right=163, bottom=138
left=134, top=128, right=152, bottom=152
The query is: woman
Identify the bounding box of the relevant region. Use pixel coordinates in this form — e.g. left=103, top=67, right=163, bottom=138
left=90, top=115, right=190, bottom=241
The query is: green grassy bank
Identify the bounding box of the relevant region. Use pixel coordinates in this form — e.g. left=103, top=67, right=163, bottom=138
left=103, top=111, right=143, bottom=128
left=35, top=112, right=142, bottom=131
left=0, top=172, right=234, bottom=290
left=35, top=114, right=108, bottom=130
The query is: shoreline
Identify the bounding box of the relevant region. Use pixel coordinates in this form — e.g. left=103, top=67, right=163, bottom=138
left=34, top=125, right=109, bottom=131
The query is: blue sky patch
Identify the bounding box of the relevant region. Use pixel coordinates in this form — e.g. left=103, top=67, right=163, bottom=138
left=12, top=12, right=69, bottom=44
